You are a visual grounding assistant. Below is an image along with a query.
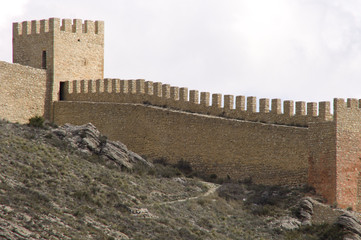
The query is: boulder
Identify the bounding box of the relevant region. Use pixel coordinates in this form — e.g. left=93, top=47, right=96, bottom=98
left=52, top=123, right=152, bottom=170
left=337, top=213, right=361, bottom=240
left=298, top=197, right=315, bottom=225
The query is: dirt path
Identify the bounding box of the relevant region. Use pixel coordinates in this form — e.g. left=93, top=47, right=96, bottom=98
left=154, top=181, right=220, bottom=206
left=131, top=181, right=220, bottom=218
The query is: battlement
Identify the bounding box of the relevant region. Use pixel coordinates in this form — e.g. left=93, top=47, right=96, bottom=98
left=13, top=18, right=104, bottom=36
left=333, top=98, right=361, bottom=113
left=61, top=79, right=334, bottom=127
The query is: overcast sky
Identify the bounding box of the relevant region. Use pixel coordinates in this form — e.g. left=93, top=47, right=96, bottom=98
left=1, top=0, right=361, bottom=104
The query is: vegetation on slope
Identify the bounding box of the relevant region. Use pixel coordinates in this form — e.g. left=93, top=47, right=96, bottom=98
left=0, top=119, right=345, bottom=239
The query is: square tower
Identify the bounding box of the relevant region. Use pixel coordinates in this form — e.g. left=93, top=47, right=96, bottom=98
left=12, top=18, right=104, bottom=120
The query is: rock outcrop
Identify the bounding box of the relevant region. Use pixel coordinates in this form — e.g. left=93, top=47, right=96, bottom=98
left=297, top=197, right=361, bottom=239
left=337, top=213, right=361, bottom=240
left=52, top=123, right=152, bottom=170
left=298, top=197, right=315, bottom=225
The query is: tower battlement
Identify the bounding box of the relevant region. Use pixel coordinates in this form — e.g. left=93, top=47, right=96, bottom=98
left=12, top=17, right=104, bottom=120
left=13, top=18, right=104, bottom=36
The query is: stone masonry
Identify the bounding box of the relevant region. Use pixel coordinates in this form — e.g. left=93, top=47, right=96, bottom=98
left=13, top=18, right=104, bottom=120
left=0, top=61, right=46, bottom=123
left=2, top=17, right=361, bottom=211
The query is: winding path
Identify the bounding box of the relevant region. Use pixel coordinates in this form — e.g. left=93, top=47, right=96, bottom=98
left=153, top=181, right=220, bottom=206
left=131, top=181, right=220, bottom=218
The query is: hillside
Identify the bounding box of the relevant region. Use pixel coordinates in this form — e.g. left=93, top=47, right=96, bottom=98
left=0, top=119, right=353, bottom=239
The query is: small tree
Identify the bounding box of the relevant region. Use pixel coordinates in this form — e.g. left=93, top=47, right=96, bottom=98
left=28, top=115, right=45, bottom=128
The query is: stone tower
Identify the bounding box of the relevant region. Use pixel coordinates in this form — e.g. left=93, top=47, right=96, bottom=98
left=12, top=18, right=104, bottom=120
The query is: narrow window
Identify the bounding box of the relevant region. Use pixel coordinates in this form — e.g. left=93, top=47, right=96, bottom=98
left=42, top=51, right=47, bottom=69
left=59, top=82, right=65, bottom=101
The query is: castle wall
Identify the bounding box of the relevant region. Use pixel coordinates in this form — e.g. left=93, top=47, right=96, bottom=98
left=308, top=98, right=361, bottom=211
left=308, top=121, right=336, bottom=205
left=53, top=101, right=309, bottom=185
left=13, top=18, right=104, bottom=120
left=53, top=19, right=104, bottom=83
left=13, top=19, right=54, bottom=70
left=61, top=79, right=333, bottom=127
left=333, top=99, right=361, bottom=211
left=0, top=61, right=46, bottom=123
left=13, top=19, right=55, bottom=119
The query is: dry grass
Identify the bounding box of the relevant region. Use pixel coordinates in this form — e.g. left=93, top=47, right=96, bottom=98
left=0, top=120, right=344, bottom=239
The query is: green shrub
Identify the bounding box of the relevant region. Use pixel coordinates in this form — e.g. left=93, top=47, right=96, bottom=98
left=301, top=184, right=316, bottom=194
left=174, top=159, right=192, bottom=174
left=155, top=164, right=182, bottom=178
left=251, top=205, right=278, bottom=216
left=28, top=116, right=45, bottom=128
left=242, top=176, right=253, bottom=185
left=153, top=157, right=169, bottom=166
left=210, top=174, right=217, bottom=180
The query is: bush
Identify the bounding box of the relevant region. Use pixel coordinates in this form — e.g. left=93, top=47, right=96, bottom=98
left=155, top=164, right=182, bottom=178
left=153, top=157, right=169, bottom=166
left=174, top=159, right=192, bottom=174
left=301, top=184, right=316, bottom=194
left=251, top=205, right=278, bottom=216
left=210, top=174, right=217, bottom=180
left=217, top=183, right=246, bottom=201
left=28, top=116, right=45, bottom=128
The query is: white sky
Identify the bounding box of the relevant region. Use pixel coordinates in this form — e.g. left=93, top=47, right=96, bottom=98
left=2, top=0, right=361, bottom=104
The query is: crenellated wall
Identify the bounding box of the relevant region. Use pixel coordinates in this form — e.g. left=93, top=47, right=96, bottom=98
left=13, top=18, right=103, bottom=36
left=61, top=79, right=333, bottom=127
left=13, top=18, right=104, bottom=120
left=308, top=98, right=361, bottom=211
left=56, top=79, right=361, bottom=210
left=53, top=100, right=309, bottom=186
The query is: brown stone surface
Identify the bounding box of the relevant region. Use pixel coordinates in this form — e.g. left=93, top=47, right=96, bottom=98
left=0, top=61, right=46, bottom=123
left=308, top=121, right=336, bottom=205
left=334, top=99, right=361, bottom=211
left=13, top=18, right=104, bottom=119
left=53, top=101, right=309, bottom=185
left=62, top=79, right=332, bottom=127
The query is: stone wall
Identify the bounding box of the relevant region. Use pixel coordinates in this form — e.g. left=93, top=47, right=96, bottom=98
left=53, top=101, right=309, bottom=185
left=13, top=18, right=104, bottom=119
left=334, top=99, right=361, bottom=211
left=0, top=61, right=46, bottom=123
left=53, top=19, right=104, bottom=83
left=308, top=98, right=361, bottom=211
left=57, top=79, right=361, bottom=209
left=308, top=121, right=336, bottom=205
left=62, top=79, right=333, bottom=127
left=13, top=19, right=54, bottom=119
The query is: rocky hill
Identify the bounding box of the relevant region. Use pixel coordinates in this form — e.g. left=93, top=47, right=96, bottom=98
left=0, top=119, right=359, bottom=239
